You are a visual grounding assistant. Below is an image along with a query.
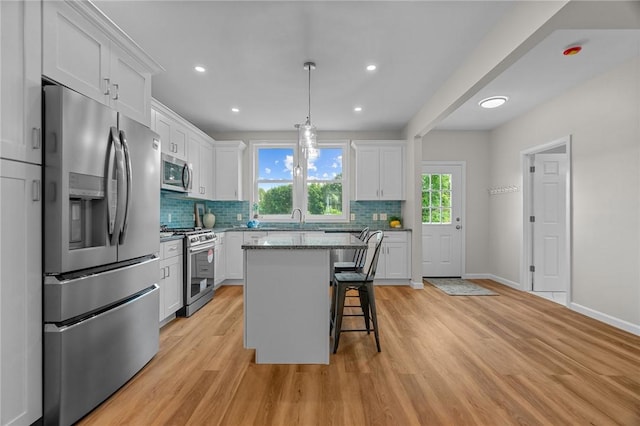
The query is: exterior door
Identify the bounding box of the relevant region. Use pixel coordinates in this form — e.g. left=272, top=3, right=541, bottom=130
left=422, top=164, right=463, bottom=277
left=532, top=153, right=567, bottom=291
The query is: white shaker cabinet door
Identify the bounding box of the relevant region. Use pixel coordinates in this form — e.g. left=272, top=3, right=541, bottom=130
left=109, top=43, right=152, bottom=126
left=0, top=0, right=41, bottom=164
left=379, top=146, right=404, bottom=200
left=0, top=160, right=42, bottom=425
left=225, top=232, right=244, bottom=279
left=214, top=141, right=246, bottom=201
left=42, top=0, right=111, bottom=105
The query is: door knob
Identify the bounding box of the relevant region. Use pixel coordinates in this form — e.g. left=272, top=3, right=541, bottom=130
left=456, top=225, right=461, bottom=230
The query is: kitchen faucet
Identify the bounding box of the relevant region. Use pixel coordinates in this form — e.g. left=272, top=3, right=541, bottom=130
left=291, top=208, right=304, bottom=224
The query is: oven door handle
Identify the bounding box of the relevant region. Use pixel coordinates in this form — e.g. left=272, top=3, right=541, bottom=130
left=189, top=244, right=216, bottom=255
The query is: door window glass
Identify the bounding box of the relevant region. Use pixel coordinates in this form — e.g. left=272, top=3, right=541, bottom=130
left=422, top=173, right=452, bottom=224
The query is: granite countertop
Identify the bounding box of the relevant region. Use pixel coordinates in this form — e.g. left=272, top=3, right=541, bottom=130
left=160, top=234, right=184, bottom=243
left=161, top=226, right=409, bottom=242
left=242, top=233, right=367, bottom=250
left=215, top=226, right=410, bottom=233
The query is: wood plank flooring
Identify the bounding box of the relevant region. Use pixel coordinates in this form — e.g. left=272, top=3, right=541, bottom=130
left=78, top=280, right=640, bottom=425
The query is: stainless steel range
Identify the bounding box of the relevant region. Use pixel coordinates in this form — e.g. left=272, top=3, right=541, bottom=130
left=167, top=228, right=217, bottom=316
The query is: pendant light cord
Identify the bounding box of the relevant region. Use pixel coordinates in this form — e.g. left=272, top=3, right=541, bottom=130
left=307, top=65, right=312, bottom=123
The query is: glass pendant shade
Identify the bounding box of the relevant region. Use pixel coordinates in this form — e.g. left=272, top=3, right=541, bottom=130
left=299, top=118, right=317, bottom=150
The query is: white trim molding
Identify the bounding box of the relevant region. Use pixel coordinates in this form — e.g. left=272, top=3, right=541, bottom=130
left=569, top=302, right=640, bottom=336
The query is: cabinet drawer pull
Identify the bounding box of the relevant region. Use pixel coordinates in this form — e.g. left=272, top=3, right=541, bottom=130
left=103, top=78, right=111, bottom=96
left=32, top=127, right=41, bottom=149
left=165, top=266, right=170, bottom=278
left=32, top=180, right=41, bottom=201
left=112, top=83, right=119, bottom=100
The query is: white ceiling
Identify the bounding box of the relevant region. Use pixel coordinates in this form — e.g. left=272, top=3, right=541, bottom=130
left=93, top=1, right=640, bottom=136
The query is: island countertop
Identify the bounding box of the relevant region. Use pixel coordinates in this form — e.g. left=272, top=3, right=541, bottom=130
left=241, top=233, right=366, bottom=250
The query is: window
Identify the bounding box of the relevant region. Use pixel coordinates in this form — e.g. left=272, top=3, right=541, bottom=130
left=422, top=173, right=451, bottom=224
left=306, top=145, right=345, bottom=220
left=252, top=141, right=349, bottom=222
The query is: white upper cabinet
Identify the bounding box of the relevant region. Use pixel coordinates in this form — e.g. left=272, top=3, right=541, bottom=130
left=214, top=141, right=246, bottom=201
left=188, top=132, right=214, bottom=200
left=352, top=141, right=405, bottom=200
left=0, top=0, right=41, bottom=164
left=42, top=0, right=162, bottom=126
left=151, top=99, right=189, bottom=161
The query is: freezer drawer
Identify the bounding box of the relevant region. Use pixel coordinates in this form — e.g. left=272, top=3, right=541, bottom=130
left=44, top=285, right=159, bottom=426
left=44, top=256, right=158, bottom=323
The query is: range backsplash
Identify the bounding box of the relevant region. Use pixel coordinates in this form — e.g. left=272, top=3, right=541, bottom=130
left=160, top=190, right=402, bottom=229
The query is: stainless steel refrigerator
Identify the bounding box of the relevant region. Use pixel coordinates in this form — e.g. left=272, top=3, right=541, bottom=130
left=42, top=85, right=160, bottom=426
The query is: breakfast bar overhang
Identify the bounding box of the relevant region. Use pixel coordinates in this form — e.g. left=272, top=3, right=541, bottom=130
left=242, top=233, right=367, bottom=364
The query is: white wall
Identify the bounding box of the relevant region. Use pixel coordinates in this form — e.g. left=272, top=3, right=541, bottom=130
left=422, top=131, right=491, bottom=275
left=489, top=57, right=640, bottom=326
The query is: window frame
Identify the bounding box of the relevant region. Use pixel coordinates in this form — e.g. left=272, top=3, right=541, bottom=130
left=250, top=140, right=350, bottom=223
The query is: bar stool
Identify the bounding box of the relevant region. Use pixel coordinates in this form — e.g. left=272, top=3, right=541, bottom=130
left=333, top=227, right=369, bottom=273
left=331, top=230, right=384, bottom=353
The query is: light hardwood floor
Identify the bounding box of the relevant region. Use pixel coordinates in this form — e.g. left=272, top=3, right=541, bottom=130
left=79, top=280, right=640, bottom=425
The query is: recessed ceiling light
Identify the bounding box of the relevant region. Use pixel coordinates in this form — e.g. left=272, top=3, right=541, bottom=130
left=231, top=107, right=240, bottom=113
left=366, top=64, right=377, bottom=71
left=194, top=66, right=206, bottom=73
left=479, top=96, right=508, bottom=109
left=354, top=106, right=363, bottom=112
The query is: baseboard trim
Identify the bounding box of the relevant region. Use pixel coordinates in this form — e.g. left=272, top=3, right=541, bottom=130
left=464, top=273, right=522, bottom=290
left=471, top=274, right=639, bottom=336
left=569, top=302, right=640, bottom=336
left=409, top=280, right=424, bottom=289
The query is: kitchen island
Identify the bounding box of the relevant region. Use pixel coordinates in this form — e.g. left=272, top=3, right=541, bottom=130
left=242, top=233, right=367, bottom=364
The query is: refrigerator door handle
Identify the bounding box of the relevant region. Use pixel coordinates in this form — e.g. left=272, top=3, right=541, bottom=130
left=106, top=127, right=119, bottom=237
left=110, top=128, right=127, bottom=246
left=118, top=130, right=133, bottom=244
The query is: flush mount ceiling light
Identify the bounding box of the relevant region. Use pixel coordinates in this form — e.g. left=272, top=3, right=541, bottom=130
left=354, top=106, right=363, bottom=112
left=294, top=61, right=318, bottom=177
left=479, top=96, right=508, bottom=109
left=231, top=107, right=240, bottom=113
left=194, top=65, right=206, bottom=73
left=366, top=64, right=377, bottom=71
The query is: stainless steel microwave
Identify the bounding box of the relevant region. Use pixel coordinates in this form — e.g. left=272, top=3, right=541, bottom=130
left=161, top=153, right=192, bottom=192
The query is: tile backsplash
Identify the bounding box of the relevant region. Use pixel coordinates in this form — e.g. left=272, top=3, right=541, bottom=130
left=160, top=190, right=403, bottom=229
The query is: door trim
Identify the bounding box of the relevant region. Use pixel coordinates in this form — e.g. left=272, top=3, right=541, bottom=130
left=520, top=135, right=572, bottom=301
left=421, top=161, right=466, bottom=277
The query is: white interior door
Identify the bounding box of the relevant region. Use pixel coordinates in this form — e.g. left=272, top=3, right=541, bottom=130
left=533, top=153, right=567, bottom=291
left=422, top=164, right=463, bottom=277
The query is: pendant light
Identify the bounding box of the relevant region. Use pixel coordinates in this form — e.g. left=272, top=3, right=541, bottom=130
left=300, top=61, right=317, bottom=150
left=294, top=61, right=317, bottom=177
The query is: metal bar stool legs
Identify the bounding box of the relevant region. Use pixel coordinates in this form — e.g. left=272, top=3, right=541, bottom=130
left=331, top=282, right=381, bottom=354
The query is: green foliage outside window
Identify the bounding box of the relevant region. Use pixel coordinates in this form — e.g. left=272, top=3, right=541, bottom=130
left=259, top=185, right=292, bottom=214
left=308, top=182, right=342, bottom=215
left=422, top=173, right=452, bottom=224
left=258, top=180, right=342, bottom=215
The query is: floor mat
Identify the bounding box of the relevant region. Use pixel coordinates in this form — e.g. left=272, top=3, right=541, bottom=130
left=425, top=278, right=498, bottom=296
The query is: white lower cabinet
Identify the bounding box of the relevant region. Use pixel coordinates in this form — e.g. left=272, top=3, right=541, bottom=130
left=214, top=233, right=226, bottom=286
left=225, top=232, right=244, bottom=280
left=224, top=231, right=269, bottom=281
left=377, top=231, right=410, bottom=280
left=0, top=159, right=42, bottom=425
left=159, top=239, right=183, bottom=322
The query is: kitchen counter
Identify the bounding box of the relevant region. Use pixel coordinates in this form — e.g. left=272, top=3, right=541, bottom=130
left=214, top=226, right=410, bottom=233
left=242, top=232, right=366, bottom=250
left=243, top=233, right=367, bottom=364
